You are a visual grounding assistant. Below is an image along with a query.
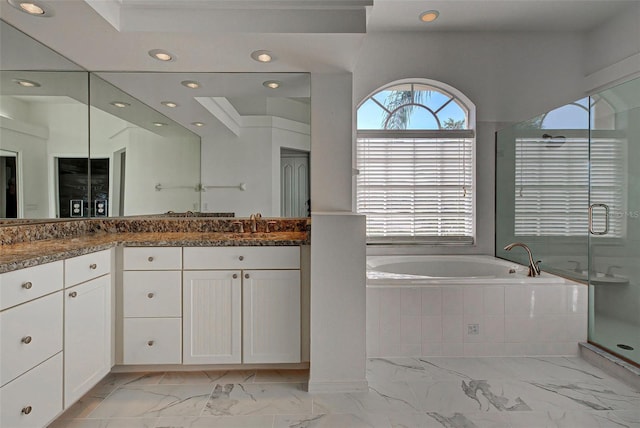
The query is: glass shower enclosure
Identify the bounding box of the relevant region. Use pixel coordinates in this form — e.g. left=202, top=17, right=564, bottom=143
left=496, top=76, right=640, bottom=366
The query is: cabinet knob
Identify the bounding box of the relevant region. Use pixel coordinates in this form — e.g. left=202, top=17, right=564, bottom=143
left=21, top=336, right=32, bottom=344
left=232, top=274, right=238, bottom=279
left=245, top=273, right=250, bottom=279
left=147, top=292, right=154, bottom=298
left=69, top=291, right=78, bottom=298
left=147, top=340, right=154, bottom=346
left=238, top=256, right=244, bottom=261
left=22, top=281, right=33, bottom=290
left=89, top=263, right=97, bottom=270
left=148, top=256, right=154, bottom=262
left=21, top=406, right=32, bottom=415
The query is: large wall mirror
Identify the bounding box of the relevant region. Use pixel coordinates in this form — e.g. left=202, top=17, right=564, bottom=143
left=0, top=20, right=310, bottom=223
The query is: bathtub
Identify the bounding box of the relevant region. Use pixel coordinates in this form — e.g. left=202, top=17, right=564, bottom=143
left=366, top=255, right=587, bottom=357
left=367, top=255, right=565, bottom=285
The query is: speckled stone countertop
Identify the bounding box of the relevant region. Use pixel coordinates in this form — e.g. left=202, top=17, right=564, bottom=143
left=0, top=231, right=309, bottom=274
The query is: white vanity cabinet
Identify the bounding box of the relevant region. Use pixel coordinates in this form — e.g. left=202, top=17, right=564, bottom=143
left=183, top=246, right=301, bottom=364
left=63, top=249, right=112, bottom=407
left=122, top=247, right=182, bottom=364
left=0, top=261, right=64, bottom=428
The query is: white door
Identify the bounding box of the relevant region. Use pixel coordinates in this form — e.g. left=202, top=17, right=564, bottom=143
left=183, top=270, right=242, bottom=364
left=281, top=151, right=309, bottom=217
left=64, top=275, right=111, bottom=407
left=242, top=270, right=300, bottom=363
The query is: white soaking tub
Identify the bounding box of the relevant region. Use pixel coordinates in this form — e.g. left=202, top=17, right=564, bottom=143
left=365, top=255, right=587, bottom=358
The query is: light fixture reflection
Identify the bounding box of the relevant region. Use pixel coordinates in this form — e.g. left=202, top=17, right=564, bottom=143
left=149, top=49, right=175, bottom=62
left=153, top=122, right=167, bottom=127
left=110, top=101, right=130, bottom=108
left=7, top=0, right=52, bottom=16
left=191, top=122, right=205, bottom=127
left=251, top=50, right=274, bottom=63
left=181, top=80, right=200, bottom=89
left=263, top=80, right=281, bottom=89
left=13, top=79, right=41, bottom=87
left=161, top=101, right=178, bottom=108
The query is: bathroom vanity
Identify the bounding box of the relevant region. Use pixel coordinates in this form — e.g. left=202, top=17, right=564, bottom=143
left=0, top=218, right=310, bottom=428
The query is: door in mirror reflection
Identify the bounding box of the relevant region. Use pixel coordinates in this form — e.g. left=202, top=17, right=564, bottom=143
left=0, top=152, right=18, bottom=218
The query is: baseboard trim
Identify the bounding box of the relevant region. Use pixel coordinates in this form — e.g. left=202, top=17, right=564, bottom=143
left=306, top=379, right=369, bottom=393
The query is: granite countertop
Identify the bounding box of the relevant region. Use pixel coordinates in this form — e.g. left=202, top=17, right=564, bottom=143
left=0, top=231, right=309, bottom=273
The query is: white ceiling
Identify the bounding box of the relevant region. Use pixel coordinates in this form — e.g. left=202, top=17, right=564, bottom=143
left=1, top=0, right=637, bottom=73
left=1, top=0, right=636, bottom=137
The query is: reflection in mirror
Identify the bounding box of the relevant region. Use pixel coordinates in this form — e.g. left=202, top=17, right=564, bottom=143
left=0, top=20, right=311, bottom=221
left=89, top=74, right=201, bottom=216
left=95, top=72, right=311, bottom=218
left=0, top=70, right=89, bottom=219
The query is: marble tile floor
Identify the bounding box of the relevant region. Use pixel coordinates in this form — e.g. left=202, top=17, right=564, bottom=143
left=49, top=357, right=640, bottom=428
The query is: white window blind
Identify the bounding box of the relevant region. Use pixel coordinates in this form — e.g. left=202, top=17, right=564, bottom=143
left=514, top=135, right=625, bottom=237
left=356, top=133, right=474, bottom=243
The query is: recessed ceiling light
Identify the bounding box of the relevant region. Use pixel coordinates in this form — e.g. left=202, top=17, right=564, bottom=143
left=191, top=122, right=205, bottom=127
left=419, top=10, right=439, bottom=23
left=263, top=80, right=281, bottom=89
left=181, top=80, right=200, bottom=89
left=110, top=101, right=130, bottom=108
left=7, top=0, right=53, bottom=16
left=148, top=49, right=175, bottom=62
left=153, top=122, right=167, bottom=127
left=251, top=50, right=274, bottom=63
left=13, top=79, right=40, bottom=87
left=161, top=101, right=178, bottom=108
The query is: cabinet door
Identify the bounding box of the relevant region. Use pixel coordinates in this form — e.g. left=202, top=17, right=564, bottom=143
left=0, top=353, right=63, bottom=428
left=64, top=275, right=111, bottom=407
left=242, top=270, right=300, bottom=363
left=183, top=270, right=241, bottom=364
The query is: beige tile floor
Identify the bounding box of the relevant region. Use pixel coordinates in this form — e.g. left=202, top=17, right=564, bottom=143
left=49, top=358, right=640, bottom=428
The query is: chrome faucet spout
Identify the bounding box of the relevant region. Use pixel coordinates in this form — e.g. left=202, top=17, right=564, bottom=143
left=249, top=213, right=262, bottom=233
left=504, top=242, right=541, bottom=277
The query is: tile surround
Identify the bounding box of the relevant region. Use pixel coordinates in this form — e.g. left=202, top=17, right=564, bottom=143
left=367, top=283, right=588, bottom=358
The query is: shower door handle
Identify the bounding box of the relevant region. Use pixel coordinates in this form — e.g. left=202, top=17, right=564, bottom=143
left=589, top=203, right=609, bottom=235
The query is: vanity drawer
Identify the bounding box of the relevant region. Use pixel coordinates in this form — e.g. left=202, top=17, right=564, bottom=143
left=0, top=291, right=63, bottom=387
left=123, top=247, right=182, bottom=270
left=64, top=249, right=111, bottom=286
left=123, top=318, right=182, bottom=364
left=0, top=352, right=63, bottom=428
left=183, top=246, right=300, bottom=270
left=0, top=261, right=63, bottom=311
left=123, top=271, right=182, bottom=317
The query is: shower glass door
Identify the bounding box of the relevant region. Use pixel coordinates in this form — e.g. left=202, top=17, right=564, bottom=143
left=588, top=76, right=640, bottom=365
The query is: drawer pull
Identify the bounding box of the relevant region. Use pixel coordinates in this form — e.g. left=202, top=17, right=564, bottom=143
left=147, top=292, right=154, bottom=298
left=69, top=291, right=78, bottom=298
left=148, top=256, right=154, bottom=262
left=245, top=273, right=250, bottom=279
left=232, top=274, right=238, bottom=279
left=238, top=256, right=244, bottom=261
left=147, top=340, right=154, bottom=346
left=21, top=336, right=32, bottom=344
left=89, top=263, right=97, bottom=270
left=21, top=406, right=32, bottom=415
left=22, top=281, right=33, bottom=290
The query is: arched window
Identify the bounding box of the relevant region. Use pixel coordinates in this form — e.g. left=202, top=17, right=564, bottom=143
left=356, top=79, right=476, bottom=243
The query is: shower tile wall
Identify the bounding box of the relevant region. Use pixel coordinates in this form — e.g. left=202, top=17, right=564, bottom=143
left=367, top=283, right=587, bottom=358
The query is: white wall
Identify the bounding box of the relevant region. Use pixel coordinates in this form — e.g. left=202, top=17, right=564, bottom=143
left=584, top=2, right=640, bottom=87
left=123, top=128, right=200, bottom=215
left=308, top=73, right=368, bottom=393
left=200, top=117, right=310, bottom=217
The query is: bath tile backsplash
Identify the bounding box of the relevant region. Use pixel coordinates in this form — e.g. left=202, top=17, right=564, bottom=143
left=366, top=281, right=588, bottom=358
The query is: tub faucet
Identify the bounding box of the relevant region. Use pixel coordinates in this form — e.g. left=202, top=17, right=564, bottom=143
left=504, top=242, right=541, bottom=277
